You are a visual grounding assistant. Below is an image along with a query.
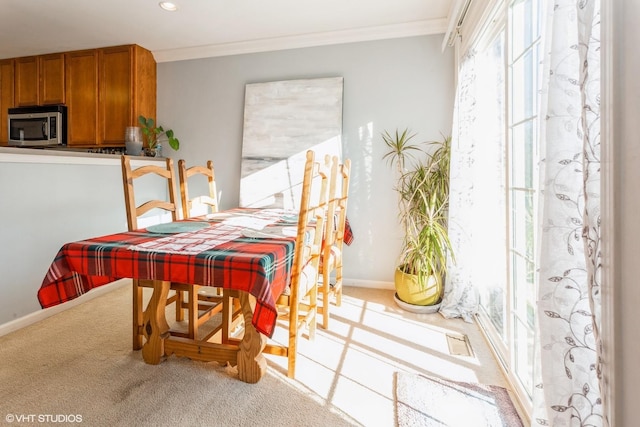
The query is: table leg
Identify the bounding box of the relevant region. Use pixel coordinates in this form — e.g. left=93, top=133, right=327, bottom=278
left=141, top=280, right=171, bottom=365
left=236, top=292, right=267, bottom=383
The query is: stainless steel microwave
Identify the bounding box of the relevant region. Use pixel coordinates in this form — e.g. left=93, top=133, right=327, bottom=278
left=8, top=105, right=67, bottom=147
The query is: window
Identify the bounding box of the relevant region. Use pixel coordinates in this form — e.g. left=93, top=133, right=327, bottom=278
left=473, top=0, right=542, bottom=412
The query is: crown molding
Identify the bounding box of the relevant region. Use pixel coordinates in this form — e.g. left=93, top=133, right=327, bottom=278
left=153, top=18, right=448, bottom=63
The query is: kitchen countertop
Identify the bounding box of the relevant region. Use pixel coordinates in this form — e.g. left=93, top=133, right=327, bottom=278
left=0, top=146, right=160, bottom=166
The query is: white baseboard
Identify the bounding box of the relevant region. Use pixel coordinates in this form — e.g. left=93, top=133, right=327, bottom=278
left=0, top=277, right=393, bottom=337
left=344, top=278, right=394, bottom=290
left=0, top=279, right=130, bottom=338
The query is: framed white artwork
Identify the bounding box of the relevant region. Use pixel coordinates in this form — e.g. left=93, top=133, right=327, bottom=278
left=239, top=77, right=343, bottom=209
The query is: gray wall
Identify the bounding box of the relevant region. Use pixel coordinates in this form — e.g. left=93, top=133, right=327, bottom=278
left=157, top=35, right=455, bottom=284
left=0, top=155, right=127, bottom=324
left=0, top=152, right=169, bottom=326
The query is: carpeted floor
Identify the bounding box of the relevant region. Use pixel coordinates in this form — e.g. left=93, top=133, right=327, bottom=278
left=395, top=372, right=524, bottom=426
left=0, top=281, right=523, bottom=426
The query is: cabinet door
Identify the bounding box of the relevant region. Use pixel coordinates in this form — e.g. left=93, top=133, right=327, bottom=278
left=132, top=45, right=157, bottom=124
left=99, top=46, right=132, bottom=146
left=0, top=59, right=15, bottom=145
left=65, top=50, right=98, bottom=146
left=39, top=53, right=65, bottom=105
left=15, top=56, right=38, bottom=107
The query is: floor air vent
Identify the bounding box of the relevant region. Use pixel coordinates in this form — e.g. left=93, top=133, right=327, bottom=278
left=446, top=333, right=473, bottom=357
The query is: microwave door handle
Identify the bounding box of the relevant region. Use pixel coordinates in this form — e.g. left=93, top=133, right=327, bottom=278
left=42, top=121, right=48, bottom=138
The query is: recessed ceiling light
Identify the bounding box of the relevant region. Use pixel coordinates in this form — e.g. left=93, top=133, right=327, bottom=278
left=159, top=2, right=178, bottom=12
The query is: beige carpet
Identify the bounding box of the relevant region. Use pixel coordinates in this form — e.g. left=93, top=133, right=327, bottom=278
left=395, top=372, right=524, bottom=427
left=0, top=281, right=519, bottom=426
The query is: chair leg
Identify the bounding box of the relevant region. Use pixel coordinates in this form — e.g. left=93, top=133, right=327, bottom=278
left=287, top=318, right=298, bottom=379
left=336, top=269, right=343, bottom=307
left=175, top=290, right=184, bottom=322
left=222, top=289, right=238, bottom=344
left=188, top=286, right=199, bottom=340
left=321, top=268, right=331, bottom=330
left=132, top=279, right=143, bottom=350
left=309, top=284, right=317, bottom=341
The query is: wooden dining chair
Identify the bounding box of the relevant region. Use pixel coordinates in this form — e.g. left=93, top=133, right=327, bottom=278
left=319, top=157, right=351, bottom=329
left=177, top=159, right=239, bottom=342
left=262, top=150, right=333, bottom=378
left=121, top=155, right=222, bottom=350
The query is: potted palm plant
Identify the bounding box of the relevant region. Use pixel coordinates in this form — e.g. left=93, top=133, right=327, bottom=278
left=138, top=115, right=180, bottom=157
left=382, top=129, right=453, bottom=311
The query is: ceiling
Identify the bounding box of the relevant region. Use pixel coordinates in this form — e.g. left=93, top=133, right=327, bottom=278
left=0, top=0, right=455, bottom=63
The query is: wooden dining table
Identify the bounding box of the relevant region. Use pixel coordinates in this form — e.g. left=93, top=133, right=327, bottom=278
left=37, top=208, right=303, bottom=383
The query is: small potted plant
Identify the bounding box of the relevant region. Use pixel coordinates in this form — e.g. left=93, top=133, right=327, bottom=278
left=382, top=128, right=454, bottom=311
left=138, top=115, right=180, bottom=157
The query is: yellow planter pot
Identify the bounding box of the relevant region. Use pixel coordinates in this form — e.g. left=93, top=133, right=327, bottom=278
left=394, top=267, right=442, bottom=306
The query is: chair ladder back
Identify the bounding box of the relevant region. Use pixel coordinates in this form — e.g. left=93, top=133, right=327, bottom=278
left=121, top=155, right=179, bottom=231
left=335, top=158, right=351, bottom=248
left=319, top=157, right=351, bottom=329
left=324, top=156, right=340, bottom=256
left=178, top=159, right=219, bottom=218
left=291, top=152, right=331, bottom=299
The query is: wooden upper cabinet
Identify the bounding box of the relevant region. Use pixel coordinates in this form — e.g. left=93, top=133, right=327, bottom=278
left=100, top=46, right=133, bottom=145
left=131, top=45, right=156, bottom=127
left=0, top=59, right=15, bottom=145
left=99, top=45, right=156, bottom=146
left=15, top=56, right=39, bottom=106
left=6, top=44, right=155, bottom=147
left=14, top=54, right=65, bottom=107
left=39, top=53, right=65, bottom=105
left=65, top=49, right=99, bottom=146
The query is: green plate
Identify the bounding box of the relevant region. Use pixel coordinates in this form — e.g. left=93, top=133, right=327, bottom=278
left=146, top=221, right=210, bottom=234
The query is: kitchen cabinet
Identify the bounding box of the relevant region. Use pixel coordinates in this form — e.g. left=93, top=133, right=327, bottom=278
left=99, top=45, right=156, bottom=146
left=5, top=44, right=155, bottom=147
left=66, top=45, right=156, bottom=147
left=0, top=59, right=15, bottom=145
left=15, top=56, right=38, bottom=107
left=14, top=53, right=65, bottom=107
left=39, top=53, right=65, bottom=105
left=65, top=49, right=99, bottom=146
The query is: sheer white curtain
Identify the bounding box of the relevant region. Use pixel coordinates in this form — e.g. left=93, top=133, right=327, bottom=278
left=442, top=44, right=506, bottom=323
left=440, top=50, right=480, bottom=322
left=532, top=0, right=604, bottom=425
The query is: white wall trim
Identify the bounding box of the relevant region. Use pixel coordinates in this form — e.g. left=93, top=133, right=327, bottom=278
left=153, top=19, right=448, bottom=63
left=0, top=279, right=130, bottom=338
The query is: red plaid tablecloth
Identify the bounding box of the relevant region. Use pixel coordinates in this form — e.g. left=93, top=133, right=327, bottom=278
left=38, top=209, right=297, bottom=338
left=344, top=217, right=354, bottom=246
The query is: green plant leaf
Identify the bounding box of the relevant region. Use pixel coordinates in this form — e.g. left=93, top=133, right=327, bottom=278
left=381, top=128, right=423, bottom=173
left=136, top=115, right=180, bottom=151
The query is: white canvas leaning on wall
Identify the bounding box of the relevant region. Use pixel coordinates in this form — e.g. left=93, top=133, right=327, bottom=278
left=239, top=77, right=343, bottom=209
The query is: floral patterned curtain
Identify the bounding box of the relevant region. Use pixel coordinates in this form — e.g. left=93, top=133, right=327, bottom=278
left=532, top=0, right=604, bottom=425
